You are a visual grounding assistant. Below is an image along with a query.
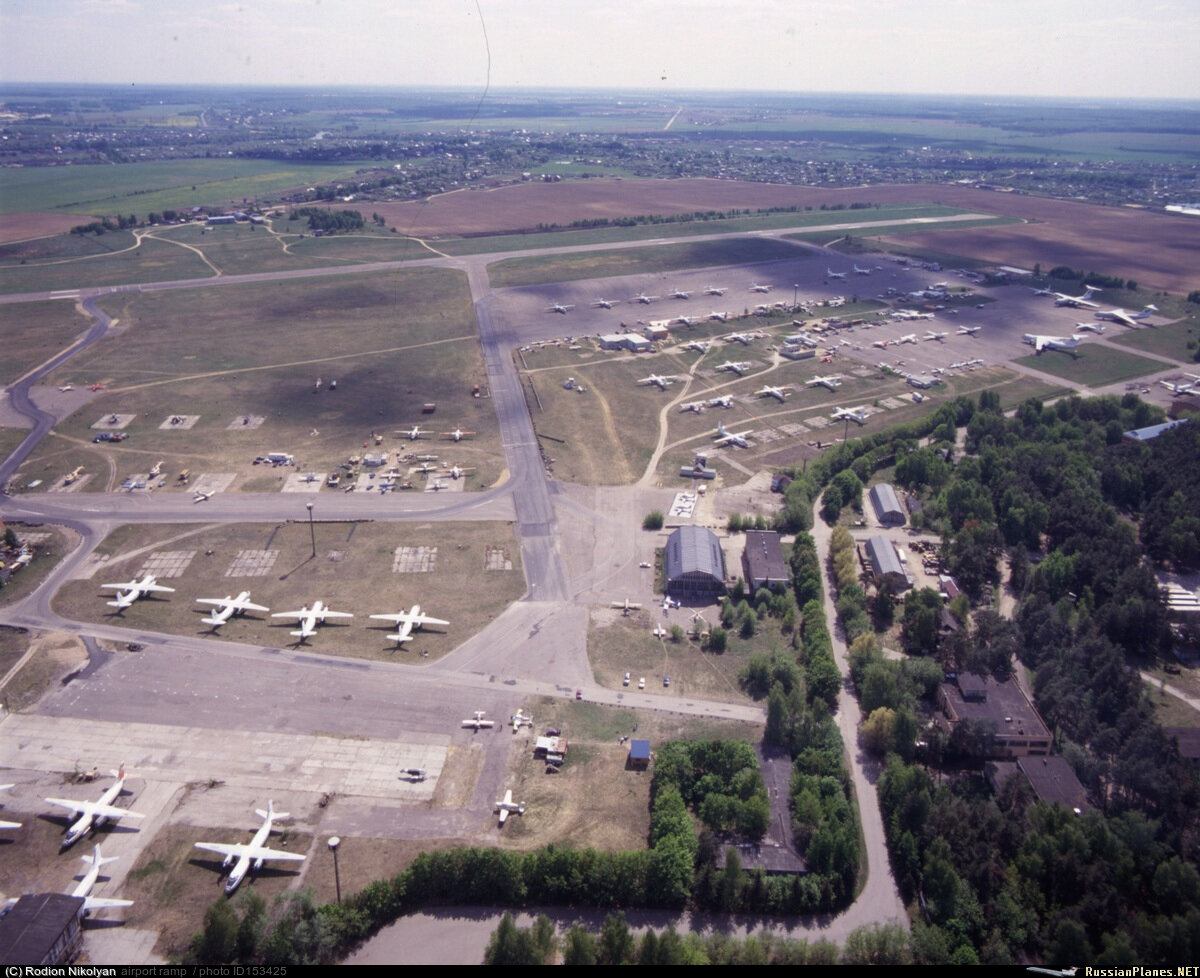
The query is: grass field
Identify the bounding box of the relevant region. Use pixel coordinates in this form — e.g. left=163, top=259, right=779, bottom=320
left=788, top=215, right=1020, bottom=247
left=0, top=300, right=93, bottom=383
left=1014, top=346, right=1168, bottom=387
left=1110, top=315, right=1200, bottom=363
left=487, top=238, right=805, bottom=289
left=0, top=234, right=215, bottom=294
left=15, top=268, right=504, bottom=492
left=51, top=520, right=523, bottom=661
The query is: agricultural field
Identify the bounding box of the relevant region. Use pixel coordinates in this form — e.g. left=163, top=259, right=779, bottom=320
left=1014, top=346, right=1168, bottom=388
left=51, top=520, right=523, bottom=661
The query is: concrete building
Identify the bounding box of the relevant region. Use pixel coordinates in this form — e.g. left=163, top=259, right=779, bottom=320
left=664, top=525, right=727, bottom=599
left=598, top=334, right=626, bottom=351
left=742, top=530, right=789, bottom=593
left=869, top=483, right=906, bottom=527
left=937, top=674, right=1052, bottom=758
left=865, top=535, right=910, bottom=592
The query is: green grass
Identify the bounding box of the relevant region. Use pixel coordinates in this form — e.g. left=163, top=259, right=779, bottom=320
left=488, top=238, right=805, bottom=288
left=1110, top=314, right=1200, bottom=362
left=0, top=234, right=214, bottom=294
left=786, top=215, right=1021, bottom=247
left=1015, top=346, right=1168, bottom=387
left=0, top=300, right=94, bottom=383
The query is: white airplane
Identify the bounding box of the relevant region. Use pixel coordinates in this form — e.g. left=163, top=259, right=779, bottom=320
left=196, top=592, right=270, bottom=629
left=897, top=333, right=918, bottom=345
left=440, top=428, right=476, bottom=442
left=194, top=801, right=306, bottom=895
left=679, top=400, right=706, bottom=414
left=102, top=575, right=175, bottom=611
left=369, top=605, right=450, bottom=646
left=853, top=264, right=872, bottom=276
left=1095, top=304, right=1158, bottom=328
left=704, top=285, right=727, bottom=296
left=1030, top=286, right=1056, bottom=296
left=1023, top=333, right=1083, bottom=354
left=0, top=784, right=21, bottom=830
left=510, top=710, right=534, bottom=733
left=398, top=425, right=429, bottom=440
left=1160, top=379, right=1195, bottom=395
left=717, top=360, right=752, bottom=375
left=749, top=283, right=772, bottom=293
left=593, top=298, right=620, bottom=309
left=1074, top=322, right=1106, bottom=334
left=69, top=844, right=134, bottom=914
left=708, top=311, right=729, bottom=322
left=832, top=406, right=869, bottom=425
left=685, top=340, right=710, bottom=353
left=1052, top=287, right=1100, bottom=309
left=58, top=384, right=76, bottom=392
left=713, top=422, right=751, bottom=448
left=495, top=789, right=526, bottom=826
left=632, top=293, right=659, bottom=304
left=652, top=624, right=668, bottom=639
left=193, top=489, right=214, bottom=503
left=708, top=395, right=734, bottom=409
left=638, top=373, right=673, bottom=390
left=956, top=325, right=982, bottom=335
left=674, top=315, right=697, bottom=327
left=668, top=287, right=691, bottom=300
left=271, top=601, right=353, bottom=641
left=808, top=375, right=843, bottom=391
left=46, top=765, right=145, bottom=849
left=925, top=330, right=948, bottom=342
left=443, top=463, right=474, bottom=480
left=462, top=711, right=496, bottom=730
left=611, top=597, right=643, bottom=615
left=546, top=302, right=575, bottom=314
left=754, top=385, right=793, bottom=402
left=725, top=333, right=753, bottom=345
left=827, top=268, right=847, bottom=280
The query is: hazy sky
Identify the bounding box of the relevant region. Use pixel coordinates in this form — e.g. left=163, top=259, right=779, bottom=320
left=2, top=0, right=1198, bottom=100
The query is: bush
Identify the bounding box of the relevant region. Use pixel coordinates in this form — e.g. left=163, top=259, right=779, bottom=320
left=642, top=510, right=664, bottom=530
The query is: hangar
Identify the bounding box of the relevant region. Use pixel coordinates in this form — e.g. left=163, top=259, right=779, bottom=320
left=869, top=483, right=906, bottom=527
left=664, top=525, right=727, bottom=599
left=865, top=535, right=910, bottom=592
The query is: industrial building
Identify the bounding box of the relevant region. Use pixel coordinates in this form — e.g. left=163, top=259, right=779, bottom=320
left=741, top=530, right=789, bottom=592
left=868, top=483, right=906, bottom=527
left=664, top=525, right=727, bottom=599
left=936, top=674, right=1052, bottom=758
left=864, top=535, right=910, bottom=592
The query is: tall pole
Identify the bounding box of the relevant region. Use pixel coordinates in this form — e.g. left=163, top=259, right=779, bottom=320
left=328, top=836, right=341, bottom=903
left=306, top=502, right=315, bottom=558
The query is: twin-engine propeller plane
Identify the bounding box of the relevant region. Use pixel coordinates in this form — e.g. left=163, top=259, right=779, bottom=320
left=196, top=592, right=270, bottom=630
left=369, top=605, right=450, bottom=646
left=194, top=801, right=306, bottom=895
left=271, top=601, right=353, bottom=641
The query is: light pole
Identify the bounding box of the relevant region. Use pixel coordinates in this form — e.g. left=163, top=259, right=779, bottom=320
left=328, top=836, right=341, bottom=903
left=306, top=502, right=315, bottom=558
left=793, top=283, right=799, bottom=311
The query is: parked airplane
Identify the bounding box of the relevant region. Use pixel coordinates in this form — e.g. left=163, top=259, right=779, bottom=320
left=545, top=302, right=575, bottom=314
left=611, top=597, right=643, bottom=615
left=196, top=592, right=270, bottom=629
left=443, top=463, right=474, bottom=480
left=956, top=325, right=982, bottom=335
left=1052, top=287, right=1100, bottom=309
left=510, top=710, right=534, bottom=732
left=826, top=268, right=847, bottom=280
left=592, top=298, right=620, bottom=309
left=193, top=489, right=214, bottom=503
left=638, top=373, right=673, bottom=390
left=685, top=340, right=710, bottom=353
left=1160, top=379, right=1195, bottom=395
left=194, top=801, right=306, bottom=895
left=897, top=333, right=918, bottom=345
left=832, top=406, right=869, bottom=425
left=1095, top=304, right=1158, bottom=328
left=808, top=375, right=843, bottom=391
left=0, top=784, right=21, bottom=830
left=66, top=845, right=135, bottom=914
left=652, top=624, right=668, bottom=639
left=708, top=395, right=734, bottom=409
left=674, top=316, right=697, bottom=327
left=668, top=287, right=691, bottom=300
left=632, top=293, right=659, bottom=304
left=495, top=789, right=526, bottom=826
left=748, top=283, right=772, bottom=294
left=440, top=428, right=476, bottom=442
left=853, top=264, right=872, bottom=276
left=754, top=385, right=793, bottom=402
left=1074, top=322, right=1105, bottom=334
left=58, top=384, right=75, bottom=392
left=88, top=383, right=106, bottom=392
left=679, top=400, right=706, bottom=414
left=1023, top=333, right=1083, bottom=354
left=64, top=466, right=84, bottom=485
left=398, top=425, right=429, bottom=440
left=46, top=765, right=145, bottom=849
left=1030, top=286, right=1056, bottom=296
left=270, top=601, right=353, bottom=641
left=369, top=605, right=449, bottom=646
left=924, top=330, right=948, bottom=342
left=708, top=311, right=728, bottom=322
left=717, top=360, right=752, bottom=375
left=102, top=575, right=175, bottom=611
left=713, top=422, right=751, bottom=448
left=462, top=711, right=496, bottom=730
left=725, top=333, right=753, bottom=345
left=704, top=285, right=727, bottom=296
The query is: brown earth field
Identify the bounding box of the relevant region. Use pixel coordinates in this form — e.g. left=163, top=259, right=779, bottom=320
left=376, top=179, right=1200, bottom=293
left=0, top=211, right=92, bottom=245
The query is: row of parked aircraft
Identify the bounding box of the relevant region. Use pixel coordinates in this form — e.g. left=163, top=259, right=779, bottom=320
left=396, top=426, right=476, bottom=441
left=1033, top=286, right=1159, bottom=327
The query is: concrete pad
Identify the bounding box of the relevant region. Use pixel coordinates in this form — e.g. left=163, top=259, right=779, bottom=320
left=158, top=414, right=200, bottom=430
left=226, top=415, right=265, bottom=430
left=92, top=414, right=135, bottom=430
left=282, top=472, right=325, bottom=492
left=189, top=472, right=235, bottom=494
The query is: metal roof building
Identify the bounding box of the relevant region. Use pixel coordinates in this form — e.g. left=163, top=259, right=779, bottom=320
left=865, top=535, right=909, bottom=592
left=742, top=530, right=789, bottom=592
left=869, top=483, right=906, bottom=527
left=664, top=525, right=727, bottom=598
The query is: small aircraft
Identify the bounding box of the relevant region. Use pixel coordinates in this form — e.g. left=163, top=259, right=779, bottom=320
left=495, top=789, right=526, bottom=826
left=713, top=422, right=751, bottom=448
left=708, top=310, right=729, bottom=322
left=1052, top=287, right=1100, bottom=309
left=102, top=575, right=175, bottom=611
left=754, top=384, right=793, bottom=402
left=398, top=425, right=429, bottom=440
left=956, top=325, right=982, bottom=335
left=674, top=315, right=697, bottom=327
left=748, top=282, right=772, bottom=293
left=924, top=330, right=948, bottom=341
left=546, top=302, right=575, bottom=314
left=193, top=489, right=214, bottom=503
left=46, top=765, right=145, bottom=849
left=832, top=406, right=869, bottom=425
left=1074, top=322, right=1105, bottom=334
left=725, top=332, right=753, bottom=345
left=427, top=479, right=447, bottom=492
left=194, top=801, right=306, bottom=895
left=196, top=592, right=270, bottom=629
left=1160, top=379, right=1195, bottom=395
left=58, top=384, right=76, bottom=392
left=1095, top=304, right=1158, bottom=328
left=413, top=460, right=439, bottom=475
left=716, top=360, right=752, bottom=375
left=1023, top=333, right=1083, bottom=354
left=611, top=597, right=643, bottom=616
left=70, top=844, right=134, bottom=914
left=704, top=285, right=727, bottom=296
left=0, top=784, right=21, bottom=830
left=897, top=333, right=918, bottom=345
left=440, top=428, right=476, bottom=442
left=632, top=293, right=659, bottom=304
left=685, top=340, right=710, bottom=353
left=1030, top=286, right=1056, bottom=296
left=88, top=383, right=106, bottom=392
left=369, top=605, right=450, bottom=646
left=510, top=710, right=534, bottom=733
left=271, top=601, right=354, bottom=641
left=668, top=287, right=691, bottom=300
left=443, top=463, right=475, bottom=480
left=638, top=373, right=673, bottom=390
left=64, top=465, right=85, bottom=485
left=853, top=264, right=872, bottom=276
left=708, top=395, right=734, bottom=409
left=808, top=375, right=843, bottom=391
left=652, top=624, right=668, bottom=639
left=826, top=268, right=847, bottom=280
left=462, top=711, right=496, bottom=730
left=679, top=400, right=706, bottom=414
left=593, top=298, right=621, bottom=309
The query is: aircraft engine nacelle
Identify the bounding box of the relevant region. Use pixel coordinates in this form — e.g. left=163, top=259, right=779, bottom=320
left=222, top=854, right=234, bottom=868
left=253, top=857, right=265, bottom=871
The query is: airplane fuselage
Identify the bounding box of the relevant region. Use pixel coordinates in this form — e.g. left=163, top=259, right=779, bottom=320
left=63, top=779, right=124, bottom=848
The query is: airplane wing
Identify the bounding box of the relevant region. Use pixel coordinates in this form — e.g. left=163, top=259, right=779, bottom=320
left=144, top=583, right=175, bottom=593
left=45, top=799, right=145, bottom=820
left=409, top=614, right=449, bottom=628
left=320, top=611, right=354, bottom=619
left=100, top=582, right=138, bottom=591
left=0, top=819, right=21, bottom=829
left=369, top=613, right=406, bottom=624
left=271, top=610, right=308, bottom=619
left=84, top=896, right=134, bottom=910
left=497, top=808, right=508, bottom=824
left=195, top=842, right=305, bottom=862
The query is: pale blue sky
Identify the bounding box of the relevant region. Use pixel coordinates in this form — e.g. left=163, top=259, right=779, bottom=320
left=2, top=0, right=1197, bottom=99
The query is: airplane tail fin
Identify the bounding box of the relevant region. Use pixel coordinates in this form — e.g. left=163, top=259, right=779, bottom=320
left=201, top=616, right=224, bottom=627
left=81, top=844, right=119, bottom=868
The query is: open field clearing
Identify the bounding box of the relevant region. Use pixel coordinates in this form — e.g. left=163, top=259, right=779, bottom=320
left=0, top=234, right=215, bottom=294
left=786, top=215, right=1021, bottom=246
left=1110, top=316, right=1200, bottom=362
left=51, top=520, right=523, bottom=661
left=1014, top=346, right=1168, bottom=387
left=0, top=300, right=93, bottom=383
left=489, top=238, right=805, bottom=288
left=15, top=268, right=504, bottom=492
